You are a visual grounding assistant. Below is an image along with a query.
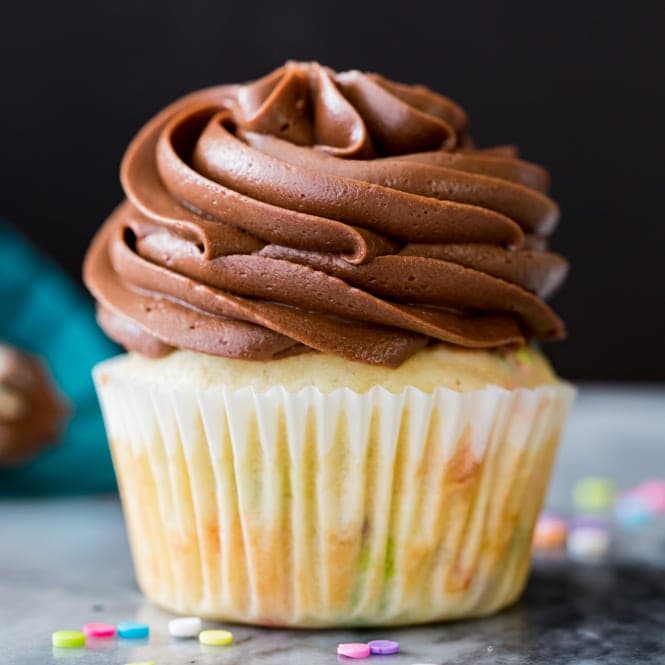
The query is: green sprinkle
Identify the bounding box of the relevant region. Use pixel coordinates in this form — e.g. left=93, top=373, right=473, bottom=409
left=515, top=347, right=534, bottom=365
left=52, top=630, right=85, bottom=648
left=573, top=477, right=614, bottom=512
left=384, top=537, right=395, bottom=579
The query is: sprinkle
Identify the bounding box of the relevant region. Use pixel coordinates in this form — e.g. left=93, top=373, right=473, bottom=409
left=117, top=622, right=149, bottom=639
left=169, top=616, right=202, bottom=638
left=570, top=516, right=609, bottom=530
left=515, top=346, right=534, bottom=365
left=615, top=493, right=654, bottom=527
left=337, top=642, right=371, bottom=658
left=368, top=639, right=400, bottom=654
left=52, top=630, right=86, bottom=648
left=199, top=629, right=233, bottom=646
left=633, top=480, right=665, bottom=513
left=572, top=477, right=614, bottom=512
left=82, top=622, right=116, bottom=638
left=567, top=522, right=610, bottom=559
left=532, top=511, right=568, bottom=549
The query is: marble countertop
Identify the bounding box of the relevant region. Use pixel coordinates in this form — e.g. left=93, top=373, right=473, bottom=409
left=2, top=385, right=665, bottom=664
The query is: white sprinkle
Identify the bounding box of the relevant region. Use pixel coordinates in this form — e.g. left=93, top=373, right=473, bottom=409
left=567, top=527, right=610, bottom=560
left=168, top=616, right=202, bottom=638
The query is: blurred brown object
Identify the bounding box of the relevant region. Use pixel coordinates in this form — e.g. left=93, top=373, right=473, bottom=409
left=0, top=344, right=69, bottom=466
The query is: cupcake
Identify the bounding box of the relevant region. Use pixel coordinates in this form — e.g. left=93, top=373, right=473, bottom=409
left=84, top=61, right=574, bottom=627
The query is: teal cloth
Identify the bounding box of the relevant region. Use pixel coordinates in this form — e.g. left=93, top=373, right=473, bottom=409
left=0, top=222, right=120, bottom=494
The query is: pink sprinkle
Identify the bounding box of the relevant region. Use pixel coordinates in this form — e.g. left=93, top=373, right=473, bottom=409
left=634, top=481, right=665, bottom=512
left=82, top=623, right=116, bottom=638
left=337, top=642, right=371, bottom=659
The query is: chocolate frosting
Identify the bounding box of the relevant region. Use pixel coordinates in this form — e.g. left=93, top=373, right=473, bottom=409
left=0, top=344, right=68, bottom=466
left=84, top=62, right=567, bottom=367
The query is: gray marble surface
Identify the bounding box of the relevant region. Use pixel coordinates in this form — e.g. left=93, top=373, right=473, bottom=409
left=1, top=385, right=664, bottom=664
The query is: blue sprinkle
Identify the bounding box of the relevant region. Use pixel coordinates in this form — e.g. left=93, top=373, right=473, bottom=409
left=117, top=621, right=149, bottom=639
left=615, top=494, right=654, bottom=528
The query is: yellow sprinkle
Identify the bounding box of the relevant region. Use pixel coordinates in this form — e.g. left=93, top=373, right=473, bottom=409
left=515, top=347, right=534, bottom=365
left=199, top=629, right=233, bottom=646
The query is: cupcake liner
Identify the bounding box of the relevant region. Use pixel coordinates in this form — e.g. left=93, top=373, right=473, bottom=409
left=94, top=357, right=574, bottom=627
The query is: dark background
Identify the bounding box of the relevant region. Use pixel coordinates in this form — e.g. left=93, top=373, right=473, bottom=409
left=1, top=1, right=663, bottom=381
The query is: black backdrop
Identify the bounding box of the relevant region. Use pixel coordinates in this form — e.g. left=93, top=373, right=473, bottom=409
left=1, top=1, right=663, bottom=380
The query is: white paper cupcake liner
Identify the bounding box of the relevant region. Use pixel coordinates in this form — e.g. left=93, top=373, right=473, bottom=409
left=94, top=357, right=574, bottom=627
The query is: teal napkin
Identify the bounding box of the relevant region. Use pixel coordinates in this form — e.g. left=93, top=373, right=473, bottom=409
left=0, top=222, right=120, bottom=495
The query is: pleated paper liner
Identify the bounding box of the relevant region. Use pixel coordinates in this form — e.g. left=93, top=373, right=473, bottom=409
left=95, top=356, right=574, bottom=627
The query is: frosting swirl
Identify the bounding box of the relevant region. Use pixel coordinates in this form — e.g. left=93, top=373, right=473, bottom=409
left=84, top=62, right=567, bottom=367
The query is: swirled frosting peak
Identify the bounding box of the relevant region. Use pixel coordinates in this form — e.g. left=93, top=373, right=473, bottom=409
left=84, top=62, right=568, bottom=367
